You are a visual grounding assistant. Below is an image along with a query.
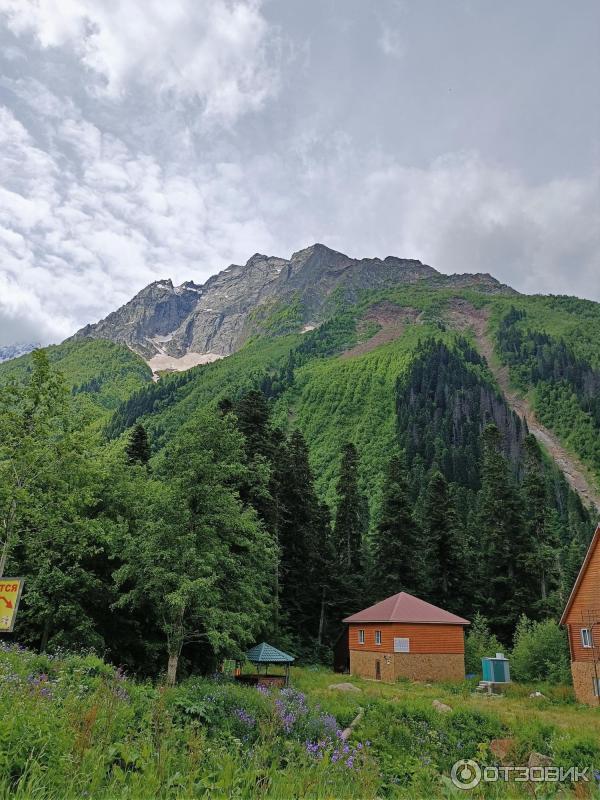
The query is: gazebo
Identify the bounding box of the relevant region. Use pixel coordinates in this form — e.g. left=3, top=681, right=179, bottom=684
left=235, top=642, right=295, bottom=687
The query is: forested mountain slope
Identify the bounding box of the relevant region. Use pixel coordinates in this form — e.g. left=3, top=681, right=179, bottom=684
left=2, top=253, right=600, bottom=670
left=0, top=338, right=152, bottom=423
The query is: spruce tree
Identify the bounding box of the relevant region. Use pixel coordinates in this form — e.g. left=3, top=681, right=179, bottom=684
left=126, top=423, right=151, bottom=465
left=476, top=424, right=528, bottom=640
left=332, top=443, right=367, bottom=572
left=420, top=469, right=467, bottom=613
left=331, top=443, right=367, bottom=618
left=278, top=431, right=334, bottom=650
left=232, top=389, right=280, bottom=531
left=371, top=453, right=424, bottom=599
left=521, top=434, right=560, bottom=616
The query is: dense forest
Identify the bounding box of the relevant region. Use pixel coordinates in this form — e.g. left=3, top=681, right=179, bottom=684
left=0, top=285, right=599, bottom=680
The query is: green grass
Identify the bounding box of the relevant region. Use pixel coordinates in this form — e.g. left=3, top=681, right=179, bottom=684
left=1, top=645, right=599, bottom=799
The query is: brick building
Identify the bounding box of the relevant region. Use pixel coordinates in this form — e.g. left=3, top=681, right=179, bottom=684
left=343, top=592, right=469, bottom=682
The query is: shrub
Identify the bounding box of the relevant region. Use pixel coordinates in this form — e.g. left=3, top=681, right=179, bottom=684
left=510, top=616, right=571, bottom=684
left=464, top=613, right=503, bottom=674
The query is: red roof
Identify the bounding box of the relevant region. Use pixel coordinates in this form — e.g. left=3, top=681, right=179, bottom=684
left=560, top=524, right=600, bottom=625
left=343, top=592, right=470, bottom=625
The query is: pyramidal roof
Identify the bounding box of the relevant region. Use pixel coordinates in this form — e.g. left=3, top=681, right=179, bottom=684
left=343, top=592, right=470, bottom=625
left=245, top=641, right=295, bottom=663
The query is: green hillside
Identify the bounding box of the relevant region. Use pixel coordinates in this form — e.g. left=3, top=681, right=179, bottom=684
left=2, top=282, right=600, bottom=674
left=0, top=338, right=152, bottom=421
left=103, top=285, right=600, bottom=507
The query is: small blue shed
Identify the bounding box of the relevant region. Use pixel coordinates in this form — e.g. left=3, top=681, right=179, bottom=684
left=482, top=652, right=511, bottom=683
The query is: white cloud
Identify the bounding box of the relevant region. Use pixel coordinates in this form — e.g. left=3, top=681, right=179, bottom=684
left=378, top=26, right=404, bottom=59
left=0, top=0, right=279, bottom=122
left=256, top=145, right=600, bottom=301
left=0, top=95, right=276, bottom=345
left=0, top=2, right=598, bottom=349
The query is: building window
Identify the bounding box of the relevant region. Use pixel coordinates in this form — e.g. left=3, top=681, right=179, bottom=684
left=594, top=678, right=600, bottom=697
left=375, top=630, right=382, bottom=645
left=358, top=629, right=365, bottom=645
left=581, top=628, right=593, bottom=648
left=394, top=637, right=410, bottom=653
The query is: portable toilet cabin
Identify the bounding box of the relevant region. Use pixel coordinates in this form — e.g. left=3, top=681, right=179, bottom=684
left=481, top=652, right=511, bottom=683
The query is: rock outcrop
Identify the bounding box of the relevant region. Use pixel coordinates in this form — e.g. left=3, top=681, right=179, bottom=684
left=71, top=243, right=513, bottom=363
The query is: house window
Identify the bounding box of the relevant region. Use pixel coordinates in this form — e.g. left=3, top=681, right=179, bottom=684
left=581, top=628, right=593, bottom=648
left=594, top=678, right=600, bottom=697
left=394, top=637, right=410, bottom=653
left=375, top=630, right=382, bottom=645
left=358, top=629, right=365, bottom=645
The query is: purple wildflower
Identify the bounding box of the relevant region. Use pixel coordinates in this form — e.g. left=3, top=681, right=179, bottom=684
left=233, top=708, right=256, bottom=728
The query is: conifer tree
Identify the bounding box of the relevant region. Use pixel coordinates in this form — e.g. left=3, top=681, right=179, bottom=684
left=234, top=389, right=274, bottom=461
left=278, top=431, right=334, bottom=648
left=371, top=452, right=424, bottom=599
left=420, top=469, right=467, bottom=612
left=233, top=389, right=280, bottom=531
left=331, top=443, right=367, bottom=618
left=332, top=443, right=366, bottom=573
left=126, top=423, right=151, bottom=465
left=521, top=434, right=561, bottom=615
left=476, top=424, right=528, bottom=640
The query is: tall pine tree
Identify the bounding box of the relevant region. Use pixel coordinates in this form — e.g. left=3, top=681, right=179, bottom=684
left=371, top=453, right=425, bottom=599
left=476, top=424, right=530, bottom=641
left=278, top=431, right=334, bottom=652
left=419, top=469, right=468, bottom=613
left=126, top=423, right=151, bottom=465
left=521, top=434, right=561, bottom=616
left=331, top=443, right=367, bottom=619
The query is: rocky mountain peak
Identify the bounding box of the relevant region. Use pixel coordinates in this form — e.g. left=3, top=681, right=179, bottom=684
left=71, top=245, right=515, bottom=369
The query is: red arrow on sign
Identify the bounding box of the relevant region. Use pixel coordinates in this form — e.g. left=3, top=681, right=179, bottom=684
left=0, top=597, right=13, bottom=609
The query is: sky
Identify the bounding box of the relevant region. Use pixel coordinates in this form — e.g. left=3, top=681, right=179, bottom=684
left=0, top=0, right=598, bottom=346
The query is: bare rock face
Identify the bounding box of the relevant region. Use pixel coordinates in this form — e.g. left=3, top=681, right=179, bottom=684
left=71, top=243, right=513, bottom=364
left=0, top=342, right=40, bottom=363
left=74, top=279, right=203, bottom=359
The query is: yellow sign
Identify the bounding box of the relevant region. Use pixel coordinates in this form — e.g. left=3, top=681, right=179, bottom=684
left=0, top=579, right=24, bottom=632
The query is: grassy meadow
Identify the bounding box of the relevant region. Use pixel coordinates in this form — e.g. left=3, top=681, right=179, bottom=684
left=2, top=644, right=599, bottom=800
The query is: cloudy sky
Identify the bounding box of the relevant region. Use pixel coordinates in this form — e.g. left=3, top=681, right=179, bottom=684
left=0, top=0, right=598, bottom=345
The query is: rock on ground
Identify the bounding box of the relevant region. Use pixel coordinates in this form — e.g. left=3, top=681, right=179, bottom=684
left=490, top=738, right=516, bottom=763
left=328, top=682, right=362, bottom=692
left=528, top=752, right=553, bottom=768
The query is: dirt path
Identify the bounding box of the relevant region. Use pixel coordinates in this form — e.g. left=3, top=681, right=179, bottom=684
left=447, top=300, right=600, bottom=513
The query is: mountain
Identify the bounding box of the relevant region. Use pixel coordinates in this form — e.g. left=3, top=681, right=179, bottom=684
left=3, top=243, right=600, bottom=664
left=71, top=244, right=513, bottom=371
left=0, top=342, right=39, bottom=363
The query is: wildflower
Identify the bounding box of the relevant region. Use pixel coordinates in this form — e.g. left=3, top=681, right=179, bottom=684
left=114, top=685, right=129, bottom=702
left=233, top=708, right=256, bottom=728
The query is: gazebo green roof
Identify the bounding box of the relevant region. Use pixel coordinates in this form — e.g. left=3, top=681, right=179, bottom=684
left=245, top=642, right=295, bottom=664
